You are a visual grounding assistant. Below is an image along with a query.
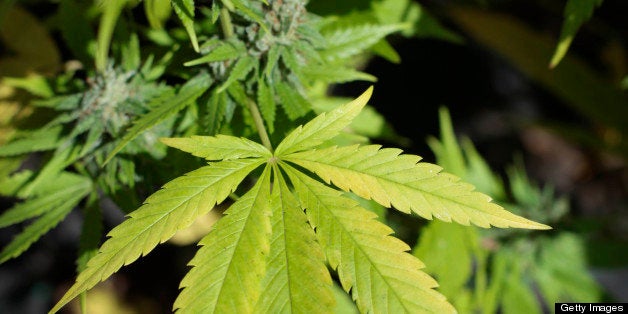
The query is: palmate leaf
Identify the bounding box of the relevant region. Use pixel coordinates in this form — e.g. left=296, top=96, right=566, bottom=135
left=284, top=144, right=550, bottom=229
left=254, top=168, right=335, bottom=313
left=174, top=166, right=272, bottom=313
left=51, top=87, right=550, bottom=313
left=49, top=157, right=264, bottom=313
left=282, top=164, right=454, bottom=313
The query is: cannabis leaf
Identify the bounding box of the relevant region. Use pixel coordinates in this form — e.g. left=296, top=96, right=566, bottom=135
left=51, top=87, right=548, bottom=313
left=550, top=0, right=603, bottom=68
left=174, top=166, right=272, bottom=313
left=172, top=0, right=200, bottom=52
left=284, top=145, right=549, bottom=229
left=282, top=164, right=454, bottom=313
left=254, top=168, right=335, bottom=313
left=0, top=172, right=91, bottom=263
left=49, top=158, right=264, bottom=313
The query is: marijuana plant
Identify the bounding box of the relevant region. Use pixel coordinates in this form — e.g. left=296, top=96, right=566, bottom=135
left=49, top=87, right=548, bottom=313
left=0, top=0, right=560, bottom=313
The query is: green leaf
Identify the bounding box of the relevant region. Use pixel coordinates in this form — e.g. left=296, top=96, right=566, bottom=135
left=0, top=177, right=90, bottom=264
left=0, top=169, right=32, bottom=196
left=160, top=135, right=270, bottom=161
left=282, top=164, right=455, bottom=313
left=174, top=166, right=272, bottom=313
left=3, top=75, right=53, bottom=98
left=49, top=158, right=264, bottom=313
left=0, top=126, right=65, bottom=157
left=332, top=283, right=359, bottom=314
left=320, top=24, right=406, bottom=61
left=533, top=234, right=602, bottom=303
left=172, top=0, right=200, bottom=52
left=257, top=78, right=276, bottom=134
left=20, top=139, right=86, bottom=198
left=279, top=46, right=303, bottom=78
left=370, top=39, right=401, bottom=63
left=413, top=220, right=476, bottom=297
left=275, top=82, right=311, bottom=121
left=103, top=72, right=211, bottom=165
left=264, top=44, right=280, bottom=77
left=275, top=87, right=373, bottom=156
left=0, top=172, right=91, bottom=228
left=501, top=261, right=541, bottom=314
left=285, top=144, right=551, bottom=229
left=217, top=56, right=256, bottom=93
left=254, top=168, right=335, bottom=313
left=301, top=65, right=377, bottom=84
left=429, top=107, right=466, bottom=178
left=549, top=0, right=603, bottom=68
left=184, top=41, right=245, bottom=66
left=198, top=88, right=228, bottom=135
left=229, top=0, right=268, bottom=33
left=145, top=0, right=172, bottom=29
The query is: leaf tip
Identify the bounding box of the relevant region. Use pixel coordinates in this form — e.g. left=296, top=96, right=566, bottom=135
left=530, top=222, right=552, bottom=230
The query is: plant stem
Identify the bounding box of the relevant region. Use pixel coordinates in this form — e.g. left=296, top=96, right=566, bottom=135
left=220, top=7, right=235, bottom=39
left=247, top=98, right=273, bottom=152
left=219, top=5, right=272, bottom=152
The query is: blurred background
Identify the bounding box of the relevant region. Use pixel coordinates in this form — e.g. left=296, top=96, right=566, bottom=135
left=1, top=0, right=627, bottom=313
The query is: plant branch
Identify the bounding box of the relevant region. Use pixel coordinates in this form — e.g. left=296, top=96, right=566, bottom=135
left=246, top=97, right=273, bottom=152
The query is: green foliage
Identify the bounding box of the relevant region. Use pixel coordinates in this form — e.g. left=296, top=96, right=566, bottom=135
left=104, top=71, right=211, bottom=164
left=49, top=89, right=546, bottom=313
left=414, top=107, right=601, bottom=313
left=172, top=0, right=200, bottom=52
left=0, top=1, right=585, bottom=312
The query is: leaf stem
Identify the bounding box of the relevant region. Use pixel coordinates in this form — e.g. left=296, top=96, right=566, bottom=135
left=219, top=7, right=235, bottom=39
left=246, top=97, right=273, bottom=152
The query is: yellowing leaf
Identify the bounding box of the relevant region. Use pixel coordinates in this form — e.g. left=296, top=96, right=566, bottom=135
left=254, top=169, right=335, bottom=313
left=174, top=166, right=272, bottom=313
left=283, top=164, right=455, bottom=313
left=275, top=87, right=373, bottom=156
left=49, top=158, right=264, bottom=313
left=285, top=145, right=550, bottom=229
